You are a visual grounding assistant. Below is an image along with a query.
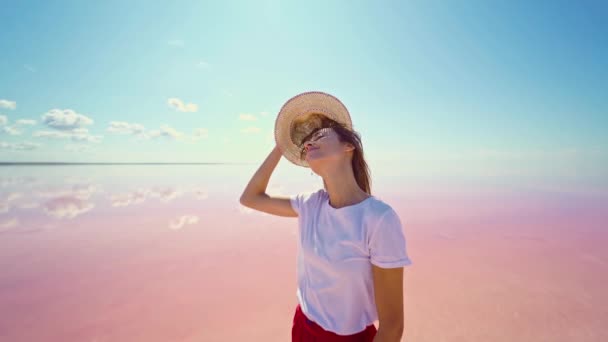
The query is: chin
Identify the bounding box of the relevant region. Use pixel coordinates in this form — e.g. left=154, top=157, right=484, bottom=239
left=306, top=160, right=325, bottom=173
left=306, top=157, right=320, bottom=165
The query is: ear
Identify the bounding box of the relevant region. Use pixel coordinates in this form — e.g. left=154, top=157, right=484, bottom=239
left=343, top=142, right=356, bottom=153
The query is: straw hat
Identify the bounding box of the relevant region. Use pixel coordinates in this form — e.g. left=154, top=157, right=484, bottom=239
left=274, top=91, right=353, bottom=168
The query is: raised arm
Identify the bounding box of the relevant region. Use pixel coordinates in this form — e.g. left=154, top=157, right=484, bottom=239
left=239, top=144, right=298, bottom=217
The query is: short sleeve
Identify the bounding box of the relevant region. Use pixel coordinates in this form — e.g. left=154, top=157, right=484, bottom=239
left=289, top=193, right=304, bottom=215
left=369, top=208, right=412, bottom=268
left=289, top=190, right=319, bottom=215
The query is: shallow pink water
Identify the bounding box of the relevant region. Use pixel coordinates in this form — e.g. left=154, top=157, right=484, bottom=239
left=0, top=166, right=606, bottom=341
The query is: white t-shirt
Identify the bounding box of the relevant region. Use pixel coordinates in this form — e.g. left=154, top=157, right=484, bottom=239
left=290, top=188, right=412, bottom=335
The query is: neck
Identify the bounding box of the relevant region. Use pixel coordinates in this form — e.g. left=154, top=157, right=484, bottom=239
left=319, top=162, right=369, bottom=209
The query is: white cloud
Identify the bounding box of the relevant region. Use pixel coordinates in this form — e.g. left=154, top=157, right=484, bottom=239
left=260, top=111, right=270, bottom=117
left=41, top=109, right=94, bottom=130
left=0, top=141, right=40, bottom=150
left=133, top=131, right=156, bottom=140
left=33, top=128, right=102, bottom=143
left=43, top=196, right=94, bottom=219
left=112, top=186, right=184, bottom=203
left=0, top=115, right=36, bottom=135
left=4, top=192, right=23, bottom=202
left=127, top=125, right=186, bottom=141
left=33, top=131, right=69, bottom=139
left=155, top=125, right=185, bottom=140
left=108, top=186, right=194, bottom=207
left=167, top=98, right=198, bottom=112
left=16, top=119, right=36, bottom=125
left=135, top=130, right=154, bottom=140
left=149, top=187, right=183, bottom=202
left=239, top=114, right=257, bottom=121
left=37, top=184, right=101, bottom=201
left=110, top=188, right=149, bottom=207
left=0, top=117, right=36, bottom=136
left=169, top=215, right=199, bottom=230
left=241, top=126, right=261, bottom=134
left=0, top=100, right=16, bottom=110
left=38, top=185, right=100, bottom=219
left=2, top=126, right=21, bottom=135
left=77, top=133, right=97, bottom=142
left=24, top=64, right=36, bottom=72
left=107, top=121, right=146, bottom=135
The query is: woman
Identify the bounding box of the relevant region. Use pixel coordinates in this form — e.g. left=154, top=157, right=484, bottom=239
left=240, top=91, right=412, bottom=341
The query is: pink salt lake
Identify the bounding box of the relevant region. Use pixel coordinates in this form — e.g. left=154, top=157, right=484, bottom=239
left=0, top=165, right=606, bottom=341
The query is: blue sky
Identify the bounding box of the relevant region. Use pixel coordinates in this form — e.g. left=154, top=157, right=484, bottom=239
left=0, top=0, right=606, bottom=188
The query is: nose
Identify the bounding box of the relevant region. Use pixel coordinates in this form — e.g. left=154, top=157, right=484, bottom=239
left=304, top=141, right=316, bottom=152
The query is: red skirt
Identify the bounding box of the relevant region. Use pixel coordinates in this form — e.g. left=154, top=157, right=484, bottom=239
left=291, top=304, right=377, bottom=341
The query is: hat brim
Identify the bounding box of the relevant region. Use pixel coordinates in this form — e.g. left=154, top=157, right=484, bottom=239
left=274, top=91, right=353, bottom=168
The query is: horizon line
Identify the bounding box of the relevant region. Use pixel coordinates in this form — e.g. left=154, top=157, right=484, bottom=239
left=0, top=162, right=255, bottom=166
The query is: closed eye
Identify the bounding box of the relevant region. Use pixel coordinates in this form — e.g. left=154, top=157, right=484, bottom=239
left=302, top=134, right=324, bottom=149
left=309, top=132, right=325, bottom=143
left=300, top=128, right=330, bottom=154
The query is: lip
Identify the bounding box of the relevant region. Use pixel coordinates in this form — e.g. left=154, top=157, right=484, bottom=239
left=306, top=147, right=319, bottom=152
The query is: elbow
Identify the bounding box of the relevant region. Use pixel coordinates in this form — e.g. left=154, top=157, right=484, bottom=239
left=393, top=326, right=404, bottom=340
left=239, top=190, right=252, bottom=205
left=378, top=322, right=404, bottom=341
left=239, top=193, right=260, bottom=206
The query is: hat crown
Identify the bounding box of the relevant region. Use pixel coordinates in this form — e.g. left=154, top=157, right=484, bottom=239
left=274, top=91, right=352, bottom=167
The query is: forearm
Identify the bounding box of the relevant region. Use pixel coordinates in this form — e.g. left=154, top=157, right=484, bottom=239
left=240, top=145, right=283, bottom=200
left=373, top=327, right=403, bottom=342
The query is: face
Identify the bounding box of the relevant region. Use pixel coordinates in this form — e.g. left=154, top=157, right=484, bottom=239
left=300, top=127, right=354, bottom=165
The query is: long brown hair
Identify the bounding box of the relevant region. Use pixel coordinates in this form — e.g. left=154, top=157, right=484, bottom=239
left=295, top=113, right=372, bottom=195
